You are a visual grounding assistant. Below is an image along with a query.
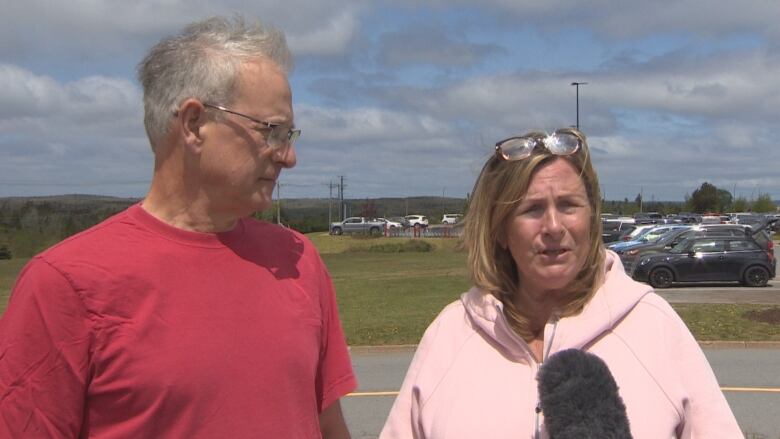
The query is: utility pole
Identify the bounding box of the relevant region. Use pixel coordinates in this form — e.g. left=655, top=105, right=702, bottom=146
left=640, top=186, right=644, bottom=213
left=441, top=187, right=445, bottom=216
left=339, top=175, right=345, bottom=221
left=571, top=82, right=588, bottom=130
left=328, top=180, right=335, bottom=226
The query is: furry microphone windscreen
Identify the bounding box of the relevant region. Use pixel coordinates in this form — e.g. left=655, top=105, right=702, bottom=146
left=537, top=349, right=633, bottom=439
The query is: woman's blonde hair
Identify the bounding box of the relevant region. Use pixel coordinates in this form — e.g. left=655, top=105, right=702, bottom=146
left=461, top=128, right=605, bottom=341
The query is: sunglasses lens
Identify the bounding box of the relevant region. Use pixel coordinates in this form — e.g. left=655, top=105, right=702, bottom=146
left=499, top=138, right=534, bottom=160
left=545, top=133, right=580, bottom=155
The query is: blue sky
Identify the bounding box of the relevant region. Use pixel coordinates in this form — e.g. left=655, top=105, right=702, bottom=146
left=1, top=1, right=779, bottom=202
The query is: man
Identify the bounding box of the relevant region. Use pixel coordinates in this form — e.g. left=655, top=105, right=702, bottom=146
left=0, top=16, right=356, bottom=438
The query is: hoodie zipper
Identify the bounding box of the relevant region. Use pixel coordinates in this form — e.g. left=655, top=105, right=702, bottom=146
left=494, top=305, right=559, bottom=439
left=534, top=317, right=559, bottom=439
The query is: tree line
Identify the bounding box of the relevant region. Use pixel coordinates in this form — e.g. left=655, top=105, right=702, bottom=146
left=604, top=182, right=776, bottom=216
left=1, top=184, right=775, bottom=259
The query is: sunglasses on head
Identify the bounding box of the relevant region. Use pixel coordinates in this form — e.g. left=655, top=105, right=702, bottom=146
left=495, top=129, right=582, bottom=161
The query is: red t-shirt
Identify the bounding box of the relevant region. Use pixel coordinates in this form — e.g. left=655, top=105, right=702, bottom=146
left=0, top=204, right=357, bottom=438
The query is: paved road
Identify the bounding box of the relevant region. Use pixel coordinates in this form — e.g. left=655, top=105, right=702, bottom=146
left=342, top=346, right=780, bottom=438
left=656, top=281, right=780, bottom=304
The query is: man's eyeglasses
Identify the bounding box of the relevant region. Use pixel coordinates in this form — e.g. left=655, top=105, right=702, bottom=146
left=495, top=129, right=582, bottom=161
left=203, top=103, right=301, bottom=152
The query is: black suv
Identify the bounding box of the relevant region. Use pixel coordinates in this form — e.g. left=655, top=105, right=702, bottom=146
left=613, top=220, right=776, bottom=275
left=632, top=235, right=775, bottom=288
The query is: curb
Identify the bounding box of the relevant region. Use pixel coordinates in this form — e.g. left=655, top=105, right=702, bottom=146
left=698, top=340, right=780, bottom=349
left=349, top=341, right=780, bottom=353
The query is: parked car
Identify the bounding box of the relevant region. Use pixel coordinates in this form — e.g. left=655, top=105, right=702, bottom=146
left=441, top=214, right=462, bottom=225
left=632, top=236, right=776, bottom=288
left=639, top=225, right=691, bottom=243
left=608, top=225, right=689, bottom=252
left=601, top=220, right=636, bottom=243
left=633, top=212, right=663, bottom=225
left=376, top=217, right=403, bottom=229
left=619, top=224, right=658, bottom=242
left=329, top=217, right=385, bottom=235
left=405, top=215, right=429, bottom=228
left=614, top=221, right=776, bottom=275
left=730, top=214, right=767, bottom=229
left=387, top=216, right=411, bottom=229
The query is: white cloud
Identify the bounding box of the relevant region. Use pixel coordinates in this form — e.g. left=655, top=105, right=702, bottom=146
left=0, top=65, right=149, bottom=196
left=1, top=2, right=779, bottom=201
left=415, top=0, right=780, bottom=42
left=287, top=10, right=360, bottom=57
left=296, top=104, right=456, bottom=146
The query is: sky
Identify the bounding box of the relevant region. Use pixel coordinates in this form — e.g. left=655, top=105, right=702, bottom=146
left=1, top=0, right=779, bottom=202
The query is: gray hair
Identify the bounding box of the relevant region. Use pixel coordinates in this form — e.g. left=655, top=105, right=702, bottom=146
left=137, top=15, right=292, bottom=148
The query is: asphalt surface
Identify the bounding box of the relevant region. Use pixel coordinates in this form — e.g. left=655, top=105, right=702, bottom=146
left=342, top=265, right=780, bottom=438
left=656, top=281, right=780, bottom=304
left=343, top=345, right=780, bottom=438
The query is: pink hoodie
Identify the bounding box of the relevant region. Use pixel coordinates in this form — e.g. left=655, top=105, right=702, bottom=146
left=380, top=252, right=742, bottom=439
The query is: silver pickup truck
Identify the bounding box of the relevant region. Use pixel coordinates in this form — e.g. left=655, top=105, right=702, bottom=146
left=330, top=217, right=385, bottom=235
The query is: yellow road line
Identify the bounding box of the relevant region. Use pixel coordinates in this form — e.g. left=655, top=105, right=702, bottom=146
left=347, top=387, right=780, bottom=397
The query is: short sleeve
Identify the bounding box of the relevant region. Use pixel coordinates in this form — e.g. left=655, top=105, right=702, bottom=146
left=0, top=257, right=92, bottom=438
left=314, top=259, right=357, bottom=412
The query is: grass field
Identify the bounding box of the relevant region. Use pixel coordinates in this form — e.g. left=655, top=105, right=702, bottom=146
left=2, top=234, right=779, bottom=344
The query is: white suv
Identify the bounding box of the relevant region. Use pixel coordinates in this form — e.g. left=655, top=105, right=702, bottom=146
left=442, top=214, right=462, bottom=225
left=405, top=215, right=429, bottom=228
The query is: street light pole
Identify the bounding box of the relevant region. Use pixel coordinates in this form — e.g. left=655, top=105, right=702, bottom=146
left=571, top=82, right=587, bottom=130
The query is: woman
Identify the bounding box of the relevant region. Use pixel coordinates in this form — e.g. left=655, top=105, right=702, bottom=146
left=380, top=128, right=741, bottom=438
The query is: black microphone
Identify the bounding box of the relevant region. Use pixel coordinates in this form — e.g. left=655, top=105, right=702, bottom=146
left=537, top=349, right=633, bottom=439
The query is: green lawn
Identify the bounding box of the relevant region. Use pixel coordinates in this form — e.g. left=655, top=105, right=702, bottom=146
left=2, top=235, right=779, bottom=345
left=0, top=257, right=28, bottom=315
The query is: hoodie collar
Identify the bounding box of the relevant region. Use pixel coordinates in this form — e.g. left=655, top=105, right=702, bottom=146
left=461, top=251, right=653, bottom=361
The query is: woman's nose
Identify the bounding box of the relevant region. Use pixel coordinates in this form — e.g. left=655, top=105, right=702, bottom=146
left=542, top=208, right=564, bottom=236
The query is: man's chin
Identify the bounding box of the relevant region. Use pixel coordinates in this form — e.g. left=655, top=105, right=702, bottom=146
left=248, top=196, right=273, bottom=216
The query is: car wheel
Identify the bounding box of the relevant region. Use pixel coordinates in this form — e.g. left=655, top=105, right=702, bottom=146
left=743, top=265, right=769, bottom=287
left=332, top=227, right=342, bottom=236
left=369, top=227, right=381, bottom=236
left=649, top=267, right=673, bottom=289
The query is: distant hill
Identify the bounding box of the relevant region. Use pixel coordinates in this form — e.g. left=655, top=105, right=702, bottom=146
left=0, top=194, right=468, bottom=258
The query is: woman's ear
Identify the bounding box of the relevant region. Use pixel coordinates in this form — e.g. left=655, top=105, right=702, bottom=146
left=496, top=225, right=508, bottom=250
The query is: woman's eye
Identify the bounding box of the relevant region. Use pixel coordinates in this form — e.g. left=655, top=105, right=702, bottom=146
left=560, top=202, right=578, bottom=212
left=520, top=204, right=544, bottom=215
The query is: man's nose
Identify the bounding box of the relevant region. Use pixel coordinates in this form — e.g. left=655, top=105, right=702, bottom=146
left=274, top=144, right=297, bottom=168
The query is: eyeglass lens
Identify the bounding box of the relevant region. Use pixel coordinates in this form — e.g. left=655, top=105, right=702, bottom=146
left=269, top=128, right=301, bottom=150
left=544, top=133, right=579, bottom=155
left=498, top=132, right=579, bottom=160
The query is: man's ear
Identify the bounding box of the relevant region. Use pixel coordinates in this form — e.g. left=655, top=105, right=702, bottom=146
left=176, top=99, right=207, bottom=151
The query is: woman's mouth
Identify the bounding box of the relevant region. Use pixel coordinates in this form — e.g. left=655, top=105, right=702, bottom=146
left=540, top=248, right=568, bottom=256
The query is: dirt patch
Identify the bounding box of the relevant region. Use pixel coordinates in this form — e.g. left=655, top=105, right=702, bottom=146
left=743, top=307, right=780, bottom=324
